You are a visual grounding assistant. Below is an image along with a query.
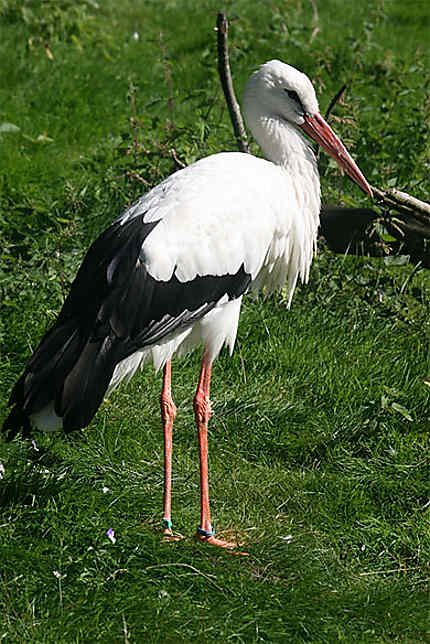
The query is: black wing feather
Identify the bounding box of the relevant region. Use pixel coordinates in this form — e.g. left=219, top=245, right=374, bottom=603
left=2, top=212, right=251, bottom=438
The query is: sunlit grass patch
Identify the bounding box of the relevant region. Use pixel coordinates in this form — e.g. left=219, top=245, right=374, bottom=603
left=1, top=0, right=429, bottom=641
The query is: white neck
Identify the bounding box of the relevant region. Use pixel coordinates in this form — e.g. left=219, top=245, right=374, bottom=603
left=249, top=114, right=321, bottom=213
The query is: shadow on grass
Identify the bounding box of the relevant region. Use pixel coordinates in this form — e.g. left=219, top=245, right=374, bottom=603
left=0, top=436, right=86, bottom=508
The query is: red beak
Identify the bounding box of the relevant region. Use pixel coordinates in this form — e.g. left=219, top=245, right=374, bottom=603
left=300, top=112, right=372, bottom=197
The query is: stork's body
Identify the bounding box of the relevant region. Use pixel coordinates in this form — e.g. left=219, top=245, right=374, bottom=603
left=2, top=61, right=371, bottom=549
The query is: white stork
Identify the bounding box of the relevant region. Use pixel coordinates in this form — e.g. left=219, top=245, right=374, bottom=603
left=2, top=60, right=372, bottom=549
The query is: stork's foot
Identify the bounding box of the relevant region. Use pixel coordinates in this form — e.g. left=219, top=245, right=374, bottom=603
left=162, top=529, right=184, bottom=542
left=195, top=533, right=238, bottom=549
left=194, top=526, right=248, bottom=554
left=162, top=519, right=184, bottom=542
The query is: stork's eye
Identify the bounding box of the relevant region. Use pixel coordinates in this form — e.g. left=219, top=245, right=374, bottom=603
left=285, top=89, right=301, bottom=103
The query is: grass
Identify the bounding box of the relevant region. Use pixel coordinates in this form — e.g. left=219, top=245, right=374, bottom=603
left=1, top=0, right=429, bottom=641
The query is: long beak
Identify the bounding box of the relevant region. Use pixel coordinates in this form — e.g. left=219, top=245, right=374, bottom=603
left=300, top=112, right=373, bottom=197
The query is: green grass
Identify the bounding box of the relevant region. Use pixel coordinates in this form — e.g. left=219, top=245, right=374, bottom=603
left=1, top=0, right=429, bottom=641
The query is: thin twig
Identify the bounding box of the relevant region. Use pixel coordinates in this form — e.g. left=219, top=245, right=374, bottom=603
left=308, top=0, right=319, bottom=24
left=387, top=213, right=430, bottom=238
left=324, top=84, right=347, bottom=121
left=169, top=148, right=186, bottom=169
left=308, top=0, right=320, bottom=42
left=216, top=13, right=249, bottom=154
left=316, top=84, right=347, bottom=159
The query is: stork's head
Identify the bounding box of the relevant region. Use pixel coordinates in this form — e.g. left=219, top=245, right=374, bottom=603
left=244, top=60, right=319, bottom=125
left=243, top=60, right=372, bottom=196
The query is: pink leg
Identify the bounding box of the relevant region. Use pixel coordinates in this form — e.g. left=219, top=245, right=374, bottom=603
left=193, top=352, right=240, bottom=549
left=160, top=360, right=179, bottom=539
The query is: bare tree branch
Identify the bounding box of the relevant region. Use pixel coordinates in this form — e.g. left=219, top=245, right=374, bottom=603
left=216, top=13, right=249, bottom=154
left=371, top=185, right=430, bottom=225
